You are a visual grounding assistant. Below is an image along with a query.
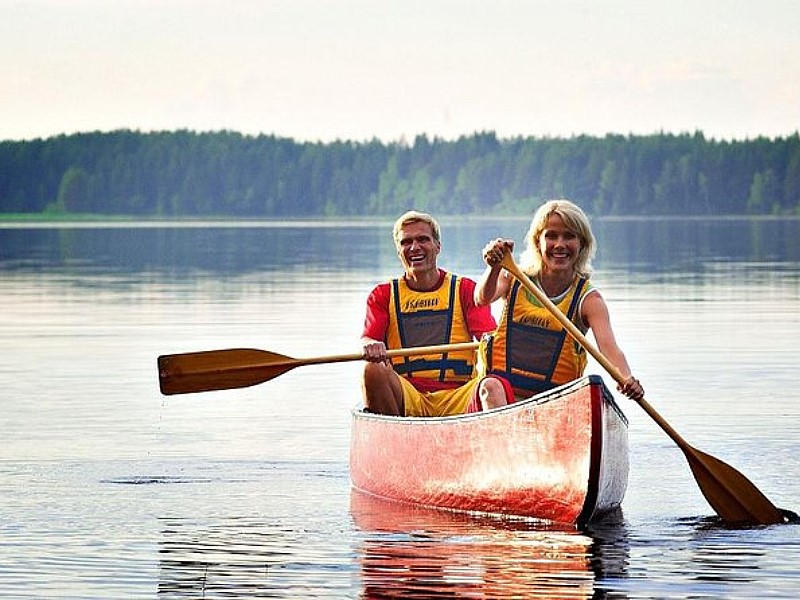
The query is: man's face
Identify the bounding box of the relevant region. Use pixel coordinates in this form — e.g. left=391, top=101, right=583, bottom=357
left=396, top=221, right=440, bottom=276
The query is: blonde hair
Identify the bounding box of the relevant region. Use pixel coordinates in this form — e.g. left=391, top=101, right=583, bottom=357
left=392, top=210, right=441, bottom=247
left=519, top=199, right=595, bottom=277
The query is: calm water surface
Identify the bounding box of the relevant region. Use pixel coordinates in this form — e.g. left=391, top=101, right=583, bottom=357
left=1, top=217, right=799, bottom=598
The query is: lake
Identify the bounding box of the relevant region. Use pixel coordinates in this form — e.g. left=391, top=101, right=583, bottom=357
left=1, top=216, right=799, bottom=598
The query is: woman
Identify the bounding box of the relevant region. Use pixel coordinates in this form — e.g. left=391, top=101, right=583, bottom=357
left=476, top=199, right=644, bottom=401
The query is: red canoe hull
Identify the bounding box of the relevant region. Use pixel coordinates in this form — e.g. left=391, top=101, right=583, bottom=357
left=349, top=375, right=629, bottom=525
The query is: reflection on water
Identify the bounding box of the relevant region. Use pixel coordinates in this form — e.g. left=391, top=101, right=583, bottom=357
left=0, top=223, right=391, bottom=276
left=2, top=217, right=799, bottom=278
left=153, top=461, right=357, bottom=599
left=594, top=216, right=800, bottom=271
left=156, top=515, right=357, bottom=599
left=155, top=490, right=632, bottom=599
left=152, top=493, right=800, bottom=599
left=350, top=491, right=629, bottom=599
left=158, top=516, right=283, bottom=598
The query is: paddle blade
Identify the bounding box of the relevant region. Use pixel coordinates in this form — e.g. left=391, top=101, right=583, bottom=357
left=685, top=445, right=784, bottom=525
left=158, top=348, right=299, bottom=395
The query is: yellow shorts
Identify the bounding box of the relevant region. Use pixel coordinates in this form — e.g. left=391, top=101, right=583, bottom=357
left=399, top=377, right=482, bottom=417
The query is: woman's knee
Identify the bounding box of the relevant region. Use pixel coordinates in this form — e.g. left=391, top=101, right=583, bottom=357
left=479, top=377, right=508, bottom=410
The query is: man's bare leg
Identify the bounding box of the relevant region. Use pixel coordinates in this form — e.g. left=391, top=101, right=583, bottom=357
left=362, top=362, right=405, bottom=415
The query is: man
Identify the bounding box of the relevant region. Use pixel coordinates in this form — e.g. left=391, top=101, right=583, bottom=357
left=361, top=210, right=511, bottom=416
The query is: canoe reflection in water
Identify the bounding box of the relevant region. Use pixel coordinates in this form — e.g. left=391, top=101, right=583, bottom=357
left=155, top=494, right=629, bottom=598
left=350, top=490, right=630, bottom=599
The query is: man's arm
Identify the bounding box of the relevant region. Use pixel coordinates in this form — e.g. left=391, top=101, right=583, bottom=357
left=362, top=283, right=391, bottom=362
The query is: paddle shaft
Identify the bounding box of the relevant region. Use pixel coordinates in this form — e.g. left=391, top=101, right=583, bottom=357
left=209, top=342, right=479, bottom=372
left=158, top=341, right=479, bottom=396
left=499, top=253, right=784, bottom=524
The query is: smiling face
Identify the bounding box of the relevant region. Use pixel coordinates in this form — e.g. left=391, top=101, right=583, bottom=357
left=538, top=213, right=582, bottom=274
left=396, top=220, right=441, bottom=280
left=522, top=200, right=595, bottom=277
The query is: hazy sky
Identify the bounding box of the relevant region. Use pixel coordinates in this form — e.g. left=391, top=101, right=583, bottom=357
left=3, top=0, right=799, bottom=143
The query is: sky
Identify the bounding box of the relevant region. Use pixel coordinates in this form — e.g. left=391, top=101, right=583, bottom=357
left=3, top=0, right=799, bottom=143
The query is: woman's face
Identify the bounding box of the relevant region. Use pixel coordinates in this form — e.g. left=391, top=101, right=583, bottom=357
left=538, top=213, right=581, bottom=273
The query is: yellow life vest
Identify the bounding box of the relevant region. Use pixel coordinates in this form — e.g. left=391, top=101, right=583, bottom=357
left=479, top=275, right=591, bottom=397
left=386, top=272, right=476, bottom=384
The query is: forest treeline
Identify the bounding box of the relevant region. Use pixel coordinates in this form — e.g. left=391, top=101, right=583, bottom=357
left=1, top=129, right=799, bottom=217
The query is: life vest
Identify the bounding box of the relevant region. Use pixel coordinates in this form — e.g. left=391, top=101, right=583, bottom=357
left=386, top=272, right=476, bottom=384
left=479, top=275, right=591, bottom=397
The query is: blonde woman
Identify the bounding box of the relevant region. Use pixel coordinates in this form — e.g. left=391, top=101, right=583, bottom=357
left=476, top=199, right=644, bottom=401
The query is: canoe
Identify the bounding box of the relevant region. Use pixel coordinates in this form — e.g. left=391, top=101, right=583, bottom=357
left=349, top=374, right=629, bottom=526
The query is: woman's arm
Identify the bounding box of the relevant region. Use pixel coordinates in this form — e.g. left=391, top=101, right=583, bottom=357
left=475, top=238, right=514, bottom=306
left=581, top=291, right=644, bottom=400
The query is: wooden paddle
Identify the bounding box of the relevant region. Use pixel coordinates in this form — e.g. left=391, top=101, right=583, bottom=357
left=499, top=253, right=784, bottom=525
left=158, top=341, right=479, bottom=396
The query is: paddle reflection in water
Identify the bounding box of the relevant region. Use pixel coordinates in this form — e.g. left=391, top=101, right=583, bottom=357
left=156, top=513, right=354, bottom=598
left=350, top=490, right=629, bottom=599
left=158, top=516, right=279, bottom=597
